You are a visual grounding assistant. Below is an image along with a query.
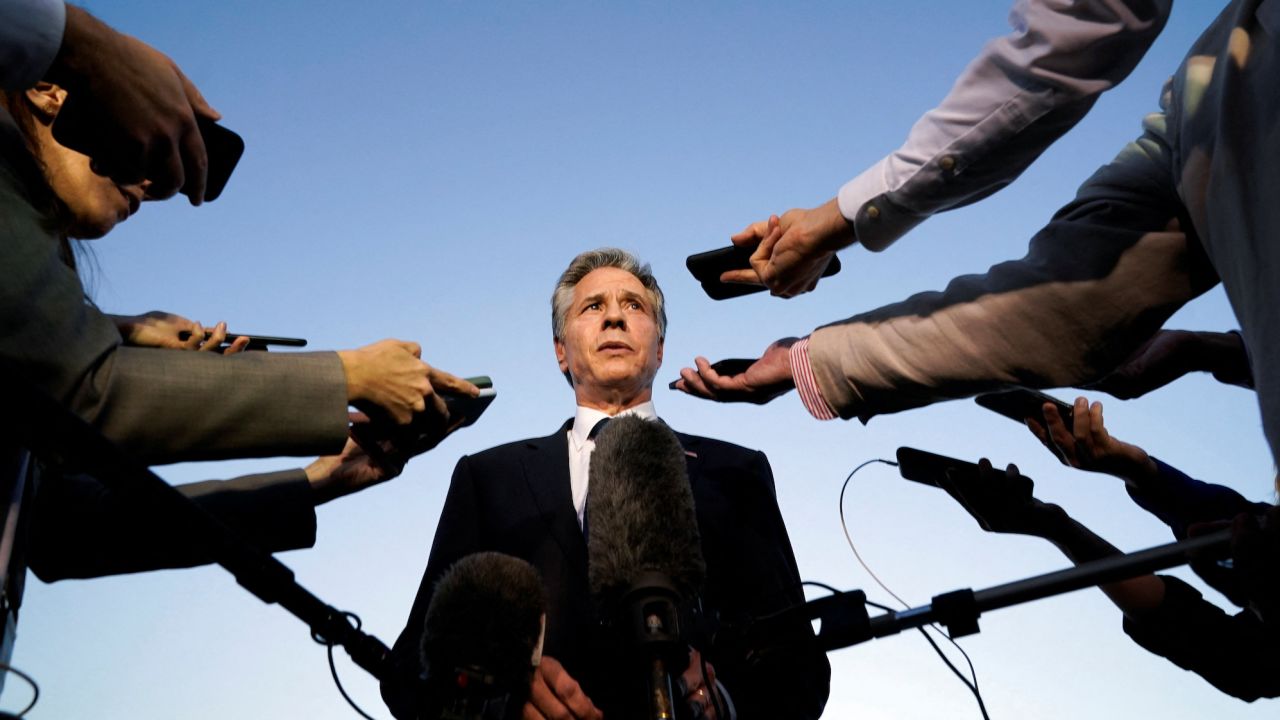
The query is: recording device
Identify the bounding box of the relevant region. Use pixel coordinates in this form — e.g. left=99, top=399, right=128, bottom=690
left=587, top=416, right=706, bottom=720
left=52, top=94, right=244, bottom=201
left=686, top=244, right=842, bottom=300
left=419, top=552, right=547, bottom=720
left=176, top=330, right=307, bottom=351
left=666, top=358, right=755, bottom=390
left=975, top=388, right=1074, bottom=432
left=896, top=447, right=987, bottom=488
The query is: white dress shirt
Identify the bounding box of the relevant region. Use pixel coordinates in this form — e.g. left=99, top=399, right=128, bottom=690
left=838, top=0, right=1173, bottom=251
left=567, top=401, right=657, bottom=529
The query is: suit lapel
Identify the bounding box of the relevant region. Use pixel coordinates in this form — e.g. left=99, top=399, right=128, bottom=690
left=672, top=428, right=703, bottom=492
left=520, top=421, right=585, bottom=563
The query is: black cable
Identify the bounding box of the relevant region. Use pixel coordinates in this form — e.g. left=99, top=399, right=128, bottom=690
left=0, top=662, right=39, bottom=717
left=838, top=458, right=991, bottom=720
left=313, top=611, right=379, bottom=720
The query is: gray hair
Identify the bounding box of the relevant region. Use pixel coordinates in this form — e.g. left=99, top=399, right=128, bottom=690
left=551, top=248, right=668, bottom=341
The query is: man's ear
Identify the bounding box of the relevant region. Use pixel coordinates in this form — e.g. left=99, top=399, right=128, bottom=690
left=554, top=336, right=568, bottom=374
left=23, top=83, right=68, bottom=122
left=656, top=338, right=664, bottom=367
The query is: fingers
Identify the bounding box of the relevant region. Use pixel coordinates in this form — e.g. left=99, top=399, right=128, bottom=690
left=404, top=340, right=423, bottom=359
left=180, top=321, right=205, bottom=350
left=200, top=321, right=228, bottom=351
left=429, top=367, right=481, bottom=397
left=718, top=268, right=764, bottom=285
left=730, top=218, right=772, bottom=246
left=223, top=334, right=251, bottom=355
left=1042, top=401, right=1077, bottom=466
left=527, top=658, right=601, bottom=720
left=175, top=62, right=221, bottom=120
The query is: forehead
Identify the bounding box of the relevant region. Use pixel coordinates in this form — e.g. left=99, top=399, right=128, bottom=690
left=572, top=267, right=647, bottom=302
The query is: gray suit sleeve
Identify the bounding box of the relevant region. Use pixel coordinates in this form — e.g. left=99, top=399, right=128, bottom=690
left=28, top=468, right=318, bottom=581
left=0, top=109, right=349, bottom=465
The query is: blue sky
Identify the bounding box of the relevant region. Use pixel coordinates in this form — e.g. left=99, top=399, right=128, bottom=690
left=10, top=2, right=1274, bottom=718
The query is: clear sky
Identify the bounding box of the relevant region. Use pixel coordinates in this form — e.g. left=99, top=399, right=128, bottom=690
left=10, top=1, right=1274, bottom=718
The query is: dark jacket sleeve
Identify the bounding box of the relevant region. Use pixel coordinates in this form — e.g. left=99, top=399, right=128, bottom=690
left=1123, top=575, right=1280, bottom=702
left=28, top=468, right=317, bottom=582
left=382, top=454, right=482, bottom=719
left=701, top=449, right=830, bottom=720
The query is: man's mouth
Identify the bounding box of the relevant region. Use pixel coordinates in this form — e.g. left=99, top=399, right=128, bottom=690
left=597, top=341, right=633, bottom=353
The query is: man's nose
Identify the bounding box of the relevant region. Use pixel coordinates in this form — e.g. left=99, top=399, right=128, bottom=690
left=602, top=300, right=627, bottom=328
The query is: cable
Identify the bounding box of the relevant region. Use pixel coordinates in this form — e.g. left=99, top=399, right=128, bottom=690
left=312, top=611, right=379, bottom=720
left=0, top=662, right=39, bottom=717
left=838, top=458, right=991, bottom=720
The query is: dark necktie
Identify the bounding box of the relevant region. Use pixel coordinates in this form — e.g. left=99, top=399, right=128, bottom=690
left=582, top=417, right=611, bottom=539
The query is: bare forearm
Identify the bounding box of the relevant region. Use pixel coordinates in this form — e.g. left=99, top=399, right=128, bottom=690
left=1038, top=511, right=1166, bottom=614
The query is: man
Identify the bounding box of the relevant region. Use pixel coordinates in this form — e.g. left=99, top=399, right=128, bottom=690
left=383, top=249, right=829, bottom=719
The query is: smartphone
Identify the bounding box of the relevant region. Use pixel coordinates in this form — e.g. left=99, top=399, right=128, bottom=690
left=974, top=388, right=1074, bottom=432
left=666, top=358, right=755, bottom=389
left=197, top=117, right=245, bottom=202
left=442, top=376, right=497, bottom=428
left=896, top=447, right=983, bottom=488
left=177, top=330, right=307, bottom=351
left=686, top=245, right=842, bottom=300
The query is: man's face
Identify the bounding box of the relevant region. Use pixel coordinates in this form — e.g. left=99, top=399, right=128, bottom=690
left=555, top=267, right=664, bottom=405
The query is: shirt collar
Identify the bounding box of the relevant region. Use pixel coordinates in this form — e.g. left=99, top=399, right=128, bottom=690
left=570, top=401, right=658, bottom=447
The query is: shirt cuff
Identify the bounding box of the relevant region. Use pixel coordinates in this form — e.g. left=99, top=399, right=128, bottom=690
left=837, top=160, right=928, bottom=252
left=789, top=338, right=837, bottom=420
left=0, top=0, right=66, bottom=90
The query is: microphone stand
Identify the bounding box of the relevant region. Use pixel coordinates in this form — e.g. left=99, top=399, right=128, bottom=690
left=748, top=529, right=1232, bottom=655
left=5, top=378, right=393, bottom=682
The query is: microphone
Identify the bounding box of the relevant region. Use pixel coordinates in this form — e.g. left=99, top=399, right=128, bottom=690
left=419, top=552, right=548, bottom=720
left=587, top=415, right=706, bottom=720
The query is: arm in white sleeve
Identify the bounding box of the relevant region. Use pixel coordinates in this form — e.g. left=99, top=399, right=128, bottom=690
left=841, top=0, right=1172, bottom=250
left=0, top=0, right=65, bottom=90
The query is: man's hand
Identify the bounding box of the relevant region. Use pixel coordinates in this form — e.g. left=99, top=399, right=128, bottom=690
left=305, top=416, right=404, bottom=505
left=111, top=312, right=250, bottom=354
left=45, top=7, right=218, bottom=203
left=673, top=338, right=799, bottom=404
left=1229, top=506, right=1280, bottom=622
left=720, top=198, right=855, bottom=298
left=523, top=656, right=602, bottom=720
left=676, top=648, right=723, bottom=720
left=1088, top=329, right=1253, bottom=399
left=1025, top=397, right=1157, bottom=483
left=938, top=459, right=1065, bottom=538
left=337, top=340, right=478, bottom=425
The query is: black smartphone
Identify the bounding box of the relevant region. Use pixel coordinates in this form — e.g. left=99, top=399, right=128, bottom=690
left=197, top=117, right=245, bottom=202
left=667, top=358, right=755, bottom=390
left=974, top=388, right=1074, bottom=432
left=442, top=376, right=497, bottom=428
left=686, top=245, right=842, bottom=300
left=896, top=447, right=983, bottom=488
left=177, top=330, right=307, bottom=351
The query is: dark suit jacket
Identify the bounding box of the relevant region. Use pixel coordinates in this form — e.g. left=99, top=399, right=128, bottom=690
left=382, top=421, right=830, bottom=719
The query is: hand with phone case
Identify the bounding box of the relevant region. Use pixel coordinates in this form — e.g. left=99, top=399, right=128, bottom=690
left=671, top=339, right=799, bottom=404
left=721, top=198, right=856, bottom=298
left=898, top=447, right=1065, bottom=537
left=1024, top=396, right=1158, bottom=484
left=112, top=311, right=252, bottom=354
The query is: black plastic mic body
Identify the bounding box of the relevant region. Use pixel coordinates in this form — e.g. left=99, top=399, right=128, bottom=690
left=620, top=571, right=685, bottom=720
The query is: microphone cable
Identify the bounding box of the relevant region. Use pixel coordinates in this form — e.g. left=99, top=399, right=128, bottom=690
left=0, top=662, right=39, bottom=718
left=312, top=610, right=379, bottom=720
left=837, top=458, right=991, bottom=720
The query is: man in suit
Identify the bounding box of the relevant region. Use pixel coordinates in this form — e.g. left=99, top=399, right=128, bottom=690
left=382, top=248, right=829, bottom=720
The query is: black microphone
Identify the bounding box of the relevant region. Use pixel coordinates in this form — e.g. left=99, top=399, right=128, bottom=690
left=419, top=552, right=548, bottom=720
left=587, top=415, right=706, bottom=720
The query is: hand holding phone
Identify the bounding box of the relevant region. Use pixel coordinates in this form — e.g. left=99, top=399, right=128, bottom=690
left=975, top=388, right=1074, bottom=433
left=897, top=447, right=1054, bottom=536
left=686, top=245, right=841, bottom=300
left=177, top=330, right=307, bottom=352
